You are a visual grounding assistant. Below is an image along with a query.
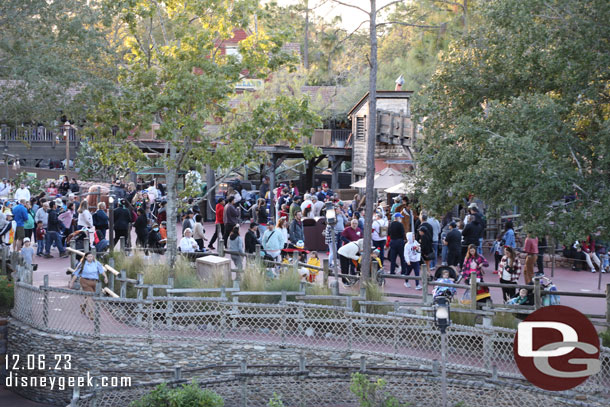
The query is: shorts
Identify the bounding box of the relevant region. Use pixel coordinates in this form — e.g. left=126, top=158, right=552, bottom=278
left=15, top=226, right=25, bottom=241
left=80, top=278, right=98, bottom=292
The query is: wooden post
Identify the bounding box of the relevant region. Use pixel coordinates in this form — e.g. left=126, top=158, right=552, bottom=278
left=218, top=237, right=224, bottom=257
left=119, top=236, right=125, bottom=253
left=421, top=265, right=429, bottom=305
left=323, top=258, right=329, bottom=285
left=70, top=241, right=76, bottom=268
left=534, top=278, right=542, bottom=310
left=167, top=277, right=174, bottom=327
left=83, top=236, right=90, bottom=253
left=1, top=246, right=6, bottom=275
left=119, top=270, right=127, bottom=298
left=551, top=237, right=556, bottom=278
left=292, top=251, right=299, bottom=275
left=94, top=282, right=101, bottom=336
left=108, top=258, right=115, bottom=292
left=470, top=275, right=477, bottom=311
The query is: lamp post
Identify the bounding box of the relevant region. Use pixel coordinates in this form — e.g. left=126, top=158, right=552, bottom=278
left=324, top=201, right=338, bottom=294
left=63, top=121, right=71, bottom=177
left=434, top=296, right=451, bottom=407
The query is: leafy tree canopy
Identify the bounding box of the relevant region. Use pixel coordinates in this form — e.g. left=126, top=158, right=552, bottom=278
left=416, top=0, right=610, bottom=242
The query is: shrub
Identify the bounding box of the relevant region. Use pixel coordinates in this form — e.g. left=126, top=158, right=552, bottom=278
left=600, top=329, right=610, bottom=348
left=0, top=276, right=14, bottom=314
left=267, top=393, right=285, bottom=407
left=266, top=270, right=301, bottom=302
left=354, top=282, right=388, bottom=315
left=304, top=284, right=333, bottom=305
left=130, top=382, right=224, bottom=407
left=350, top=372, right=408, bottom=407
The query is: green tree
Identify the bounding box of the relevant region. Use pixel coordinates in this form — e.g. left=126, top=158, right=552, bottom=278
left=0, top=0, right=113, bottom=127
left=416, top=0, right=610, bottom=242
left=87, top=0, right=320, bottom=267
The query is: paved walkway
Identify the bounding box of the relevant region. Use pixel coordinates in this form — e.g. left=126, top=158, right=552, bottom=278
left=28, top=222, right=609, bottom=317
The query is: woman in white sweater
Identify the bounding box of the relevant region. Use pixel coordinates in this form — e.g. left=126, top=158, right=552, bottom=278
left=77, top=201, right=94, bottom=233
left=179, top=228, right=198, bottom=253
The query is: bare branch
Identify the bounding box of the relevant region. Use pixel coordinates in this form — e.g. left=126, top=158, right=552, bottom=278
left=328, top=0, right=369, bottom=16
left=568, top=144, right=583, bottom=177
left=377, top=21, right=443, bottom=29
left=376, top=0, right=406, bottom=15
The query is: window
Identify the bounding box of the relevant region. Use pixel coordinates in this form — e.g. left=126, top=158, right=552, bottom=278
left=225, top=46, right=241, bottom=61
left=356, top=116, right=365, bottom=141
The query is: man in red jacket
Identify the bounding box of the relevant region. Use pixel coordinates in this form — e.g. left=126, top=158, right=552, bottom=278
left=207, top=198, right=225, bottom=250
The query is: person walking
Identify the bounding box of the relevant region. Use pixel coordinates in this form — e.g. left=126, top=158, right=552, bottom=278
left=428, top=213, right=441, bottom=270
left=498, top=246, right=521, bottom=302
left=92, top=202, right=109, bottom=240
left=112, top=200, right=131, bottom=249
left=372, top=212, right=388, bottom=267
left=262, top=223, right=285, bottom=262
left=245, top=222, right=259, bottom=254
left=227, top=225, right=244, bottom=270
left=503, top=221, right=516, bottom=249
left=208, top=197, right=225, bottom=250
left=222, top=196, right=240, bottom=247
left=134, top=208, right=149, bottom=248
left=523, top=233, right=538, bottom=284
left=44, top=201, right=68, bottom=258
left=403, top=232, right=421, bottom=289
left=289, top=211, right=305, bottom=246
left=256, top=198, right=268, bottom=238
left=69, top=252, right=108, bottom=319
left=388, top=213, right=408, bottom=276
left=12, top=199, right=28, bottom=251
left=192, top=214, right=206, bottom=251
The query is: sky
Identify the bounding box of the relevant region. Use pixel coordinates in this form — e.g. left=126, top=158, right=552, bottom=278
left=276, top=0, right=401, bottom=31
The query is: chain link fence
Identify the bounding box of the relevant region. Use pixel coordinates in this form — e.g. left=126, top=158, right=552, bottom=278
left=71, top=362, right=607, bottom=407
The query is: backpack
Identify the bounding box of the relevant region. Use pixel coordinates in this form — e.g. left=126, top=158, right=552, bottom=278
left=375, top=220, right=388, bottom=238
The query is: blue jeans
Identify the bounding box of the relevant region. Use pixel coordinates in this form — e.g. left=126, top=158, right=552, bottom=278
left=441, top=244, right=448, bottom=265
left=45, top=231, right=65, bottom=255
left=389, top=239, right=407, bottom=275
left=430, top=242, right=439, bottom=269
left=405, top=261, right=420, bottom=286
left=37, top=236, right=45, bottom=255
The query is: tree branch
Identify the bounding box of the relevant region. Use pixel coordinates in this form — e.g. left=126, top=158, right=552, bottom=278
left=376, top=0, right=406, bottom=15
left=376, top=21, right=443, bottom=29
left=328, top=0, right=369, bottom=16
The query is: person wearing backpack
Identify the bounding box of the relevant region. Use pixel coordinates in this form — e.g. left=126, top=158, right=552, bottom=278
left=372, top=212, right=388, bottom=267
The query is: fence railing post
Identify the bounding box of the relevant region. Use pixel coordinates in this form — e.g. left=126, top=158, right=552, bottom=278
left=94, top=282, right=101, bottom=336
left=292, top=251, right=299, bottom=275
left=108, top=258, right=115, bottom=293
left=70, top=384, right=80, bottom=407
left=42, top=275, right=49, bottom=328
left=421, top=267, right=429, bottom=305
left=240, top=359, right=247, bottom=407
left=470, top=276, right=477, bottom=311
left=119, top=236, right=125, bottom=253
left=534, top=278, right=542, bottom=310
left=606, top=283, right=610, bottom=327
left=322, top=258, right=329, bottom=286
left=136, top=273, right=144, bottom=324
left=360, top=355, right=366, bottom=373
left=174, top=366, right=182, bottom=381
left=218, top=238, right=225, bottom=257
left=119, top=270, right=127, bottom=298
left=70, top=241, right=76, bottom=268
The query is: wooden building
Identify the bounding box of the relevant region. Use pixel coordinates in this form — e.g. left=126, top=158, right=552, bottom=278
left=347, top=91, right=416, bottom=182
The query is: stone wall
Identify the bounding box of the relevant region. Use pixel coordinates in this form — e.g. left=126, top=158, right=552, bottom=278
left=5, top=319, right=412, bottom=406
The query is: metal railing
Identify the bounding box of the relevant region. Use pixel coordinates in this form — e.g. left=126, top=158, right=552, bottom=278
left=11, top=281, right=610, bottom=398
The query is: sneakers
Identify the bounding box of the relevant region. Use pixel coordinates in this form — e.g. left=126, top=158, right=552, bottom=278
left=404, top=281, right=411, bottom=288
left=590, top=269, right=596, bottom=273
left=415, top=286, right=422, bottom=290
left=43, top=254, right=53, bottom=259
left=59, top=252, right=69, bottom=258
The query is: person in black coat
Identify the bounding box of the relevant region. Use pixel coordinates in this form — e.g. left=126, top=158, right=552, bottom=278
left=388, top=213, right=408, bottom=275
left=113, top=200, right=132, bottom=248
left=461, top=215, right=481, bottom=260
left=443, top=222, right=462, bottom=267
left=147, top=223, right=165, bottom=254
left=134, top=208, right=148, bottom=248
left=418, top=225, right=434, bottom=274
left=245, top=222, right=260, bottom=254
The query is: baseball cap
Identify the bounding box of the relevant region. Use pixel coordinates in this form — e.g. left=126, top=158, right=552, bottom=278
left=393, top=213, right=404, bottom=218
left=468, top=203, right=478, bottom=209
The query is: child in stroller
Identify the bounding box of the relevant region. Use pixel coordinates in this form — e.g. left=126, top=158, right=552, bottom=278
left=432, top=266, right=458, bottom=301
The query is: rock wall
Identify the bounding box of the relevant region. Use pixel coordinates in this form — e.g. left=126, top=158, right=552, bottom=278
left=5, top=319, right=410, bottom=406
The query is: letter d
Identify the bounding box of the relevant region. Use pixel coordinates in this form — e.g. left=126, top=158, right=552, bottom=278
left=518, top=321, right=577, bottom=357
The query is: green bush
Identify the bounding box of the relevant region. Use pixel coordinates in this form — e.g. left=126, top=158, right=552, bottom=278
left=354, top=282, right=388, bottom=315
left=0, top=276, right=14, bottom=314
left=350, top=372, right=408, bottom=407
left=600, top=329, right=610, bottom=348
left=267, top=393, right=285, bottom=407
left=130, top=382, right=224, bottom=407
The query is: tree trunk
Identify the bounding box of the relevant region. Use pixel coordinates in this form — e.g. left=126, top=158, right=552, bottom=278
left=361, top=0, right=378, bottom=282
left=165, top=144, right=178, bottom=270
left=304, top=0, right=309, bottom=70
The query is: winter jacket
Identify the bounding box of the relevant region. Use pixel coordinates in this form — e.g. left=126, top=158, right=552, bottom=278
left=404, top=232, right=421, bottom=263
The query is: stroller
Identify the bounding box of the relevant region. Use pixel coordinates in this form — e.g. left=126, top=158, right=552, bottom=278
left=514, top=277, right=560, bottom=320
left=432, top=266, right=459, bottom=301
left=458, top=267, right=492, bottom=309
